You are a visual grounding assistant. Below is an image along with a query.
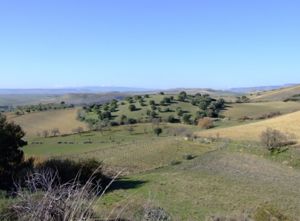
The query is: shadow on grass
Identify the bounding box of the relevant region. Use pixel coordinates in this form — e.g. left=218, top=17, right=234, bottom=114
left=108, top=178, right=147, bottom=192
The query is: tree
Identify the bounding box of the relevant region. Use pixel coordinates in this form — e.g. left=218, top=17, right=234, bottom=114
left=128, top=104, right=136, bottom=111
left=73, top=127, right=84, bottom=135
left=153, top=127, right=162, bottom=136
left=120, top=115, right=128, bottom=125
left=182, top=114, right=192, bottom=124
left=178, top=91, right=187, bottom=101
left=0, top=113, right=27, bottom=188
left=149, top=100, right=156, bottom=106
left=51, top=128, right=60, bottom=137
left=167, top=115, right=178, bottom=123
left=42, top=130, right=49, bottom=138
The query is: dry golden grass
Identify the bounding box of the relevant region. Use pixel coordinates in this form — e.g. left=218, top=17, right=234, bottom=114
left=6, top=108, right=87, bottom=137
left=198, top=110, right=300, bottom=141
left=251, top=85, right=300, bottom=101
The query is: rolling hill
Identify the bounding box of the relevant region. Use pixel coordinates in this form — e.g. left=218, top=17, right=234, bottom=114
left=5, top=108, right=87, bottom=137
left=222, top=101, right=300, bottom=120
left=198, top=110, right=300, bottom=142
left=250, top=84, right=300, bottom=101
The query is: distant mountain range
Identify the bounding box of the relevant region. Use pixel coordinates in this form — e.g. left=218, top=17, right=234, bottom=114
left=0, top=86, right=151, bottom=95
left=0, top=84, right=299, bottom=95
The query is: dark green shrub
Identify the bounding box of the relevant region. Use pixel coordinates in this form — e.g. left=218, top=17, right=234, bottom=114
left=127, top=118, right=137, bottom=124
left=153, top=127, right=162, bottom=136
left=128, top=104, right=136, bottom=111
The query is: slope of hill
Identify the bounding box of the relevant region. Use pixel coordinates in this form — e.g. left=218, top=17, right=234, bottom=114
left=198, top=110, right=300, bottom=141
left=229, top=84, right=297, bottom=93
left=6, top=108, right=87, bottom=137
left=23, top=125, right=300, bottom=219
left=0, top=93, right=128, bottom=106
left=223, top=101, right=300, bottom=120
left=250, top=84, right=300, bottom=101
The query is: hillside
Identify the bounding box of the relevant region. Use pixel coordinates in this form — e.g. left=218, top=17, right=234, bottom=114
left=22, top=124, right=300, bottom=219
left=0, top=92, right=128, bottom=106
left=223, top=101, right=300, bottom=120
left=198, top=110, right=300, bottom=142
left=250, top=84, right=300, bottom=101
left=6, top=108, right=87, bottom=137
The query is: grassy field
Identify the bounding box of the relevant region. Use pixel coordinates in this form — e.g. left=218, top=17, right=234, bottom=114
left=198, top=110, right=300, bottom=142
left=22, top=123, right=300, bottom=220
left=6, top=108, right=88, bottom=137
left=223, top=101, right=300, bottom=120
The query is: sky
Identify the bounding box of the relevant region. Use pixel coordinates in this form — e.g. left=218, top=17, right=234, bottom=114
left=0, top=0, right=300, bottom=89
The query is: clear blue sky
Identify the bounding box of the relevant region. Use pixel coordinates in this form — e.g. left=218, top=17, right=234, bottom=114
left=1, top=0, right=300, bottom=89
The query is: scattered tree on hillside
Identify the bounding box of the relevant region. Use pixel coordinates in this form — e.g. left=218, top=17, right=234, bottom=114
left=51, top=128, right=60, bottom=137
left=177, top=91, right=187, bottom=101
left=128, top=104, right=136, bottom=111
left=153, top=127, right=163, bottom=136
left=73, top=127, right=84, bottom=135
left=182, top=113, right=192, bottom=124
left=42, top=130, right=49, bottom=138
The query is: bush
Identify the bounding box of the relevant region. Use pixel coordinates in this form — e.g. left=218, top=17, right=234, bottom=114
left=198, top=117, right=214, bottom=129
left=127, top=118, right=137, bottom=124
left=6, top=170, right=101, bottom=221
left=167, top=115, right=179, bottom=123
left=143, top=207, right=171, bottom=221
left=260, top=128, right=296, bottom=153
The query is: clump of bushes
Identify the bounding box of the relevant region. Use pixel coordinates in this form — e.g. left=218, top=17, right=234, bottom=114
left=4, top=170, right=102, bottom=221
left=143, top=207, right=171, bottom=221
left=260, top=128, right=296, bottom=153
left=256, top=111, right=281, bottom=120
left=198, top=117, right=214, bottom=129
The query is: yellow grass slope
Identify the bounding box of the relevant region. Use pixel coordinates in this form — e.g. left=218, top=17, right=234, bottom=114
left=251, top=85, right=300, bottom=101
left=198, top=111, right=300, bottom=141
left=6, top=108, right=87, bottom=137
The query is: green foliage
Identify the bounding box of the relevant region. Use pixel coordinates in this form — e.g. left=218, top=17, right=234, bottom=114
left=13, top=102, right=74, bottom=115
left=0, top=114, right=27, bottom=189
left=177, top=91, right=187, bottom=101
left=153, top=127, right=163, bottom=136
left=82, top=92, right=226, bottom=128
left=182, top=113, right=192, bottom=124
left=167, top=115, right=179, bottom=123
left=128, top=104, right=136, bottom=111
